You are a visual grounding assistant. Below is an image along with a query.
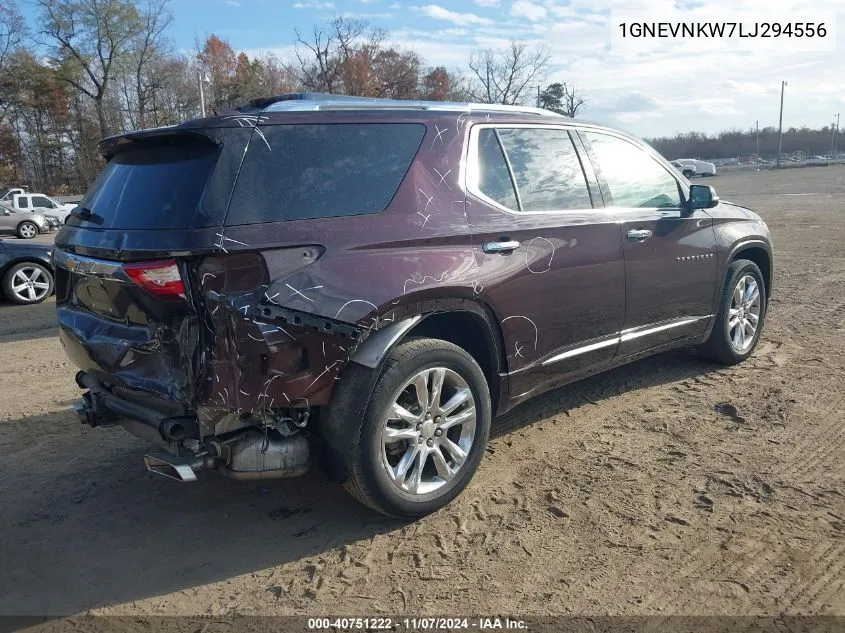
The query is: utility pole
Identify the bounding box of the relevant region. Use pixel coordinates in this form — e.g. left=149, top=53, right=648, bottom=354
left=198, top=71, right=207, bottom=118
left=755, top=120, right=760, bottom=161
left=537, top=85, right=541, bottom=108
left=776, top=81, right=786, bottom=167
left=834, top=113, right=840, bottom=157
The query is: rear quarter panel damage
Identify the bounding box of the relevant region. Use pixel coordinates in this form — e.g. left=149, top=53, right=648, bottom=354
left=191, top=116, right=488, bottom=437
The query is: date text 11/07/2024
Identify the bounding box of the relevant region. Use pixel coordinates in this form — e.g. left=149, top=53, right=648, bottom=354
left=307, top=617, right=528, bottom=630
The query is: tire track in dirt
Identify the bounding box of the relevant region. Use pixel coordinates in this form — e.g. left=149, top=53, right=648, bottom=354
left=768, top=542, right=845, bottom=615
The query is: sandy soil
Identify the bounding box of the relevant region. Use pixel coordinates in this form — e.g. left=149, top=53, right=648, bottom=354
left=1, top=166, right=843, bottom=618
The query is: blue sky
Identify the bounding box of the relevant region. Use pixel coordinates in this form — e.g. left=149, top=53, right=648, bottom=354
left=24, top=0, right=845, bottom=138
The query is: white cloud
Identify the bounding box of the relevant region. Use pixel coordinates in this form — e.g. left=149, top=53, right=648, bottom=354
left=510, top=0, right=547, bottom=21
left=223, top=0, right=242, bottom=5
left=292, top=0, right=334, bottom=8
left=235, top=0, right=845, bottom=137
left=416, top=4, right=494, bottom=26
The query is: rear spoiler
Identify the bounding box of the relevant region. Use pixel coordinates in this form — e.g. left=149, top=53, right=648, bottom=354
left=97, top=129, right=221, bottom=160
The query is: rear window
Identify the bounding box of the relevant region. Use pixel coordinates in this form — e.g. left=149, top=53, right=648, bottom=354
left=226, top=123, right=425, bottom=225
left=80, top=140, right=219, bottom=230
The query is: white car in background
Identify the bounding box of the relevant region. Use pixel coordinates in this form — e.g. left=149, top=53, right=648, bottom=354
left=673, top=158, right=717, bottom=177
left=670, top=161, right=696, bottom=178
left=0, top=191, right=78, bottom=224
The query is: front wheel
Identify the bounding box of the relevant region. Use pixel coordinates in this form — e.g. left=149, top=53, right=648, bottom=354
left=698, top=259, right=766, bottom=364
left=17, top=221, right=38, bottom=239
left=344, top=337, right=492, bottom=518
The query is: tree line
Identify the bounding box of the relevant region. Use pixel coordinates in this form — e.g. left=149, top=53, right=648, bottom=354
left=11, top=0, right=835, bottom=196
left=2, top=0, right=587, bottom=194
left=647, top=125, right=840, bottom=161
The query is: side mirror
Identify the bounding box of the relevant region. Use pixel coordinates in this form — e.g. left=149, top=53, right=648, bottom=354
left=688, top=184, right=719, bottom=210
left=2, top=208, right=10, bottom=215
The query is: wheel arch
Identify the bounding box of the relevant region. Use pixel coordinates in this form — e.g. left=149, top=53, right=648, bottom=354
left=1, top=257, right=54, bottom=277
left=729, top=241, right=772, bottom=301
left=350, top=298, right=509, bottom=415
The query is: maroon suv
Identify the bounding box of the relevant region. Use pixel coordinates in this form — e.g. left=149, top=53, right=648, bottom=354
left=54, top=93, right=772, bottom=517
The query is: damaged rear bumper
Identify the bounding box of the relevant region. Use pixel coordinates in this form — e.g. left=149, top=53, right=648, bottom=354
left=73, top=371, right=310, bottom=481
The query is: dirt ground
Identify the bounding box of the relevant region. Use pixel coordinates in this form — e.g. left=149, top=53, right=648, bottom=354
left=1, top=166, right=843, bottom=618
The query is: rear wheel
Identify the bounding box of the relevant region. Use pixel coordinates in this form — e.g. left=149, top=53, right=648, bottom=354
left=2, top=262, right=54, bottom=304
left=344, top=337, right=491, bottom=518
left=698, top=259, right=766, bottom=364
left=17, top=221, right=38, bottom=239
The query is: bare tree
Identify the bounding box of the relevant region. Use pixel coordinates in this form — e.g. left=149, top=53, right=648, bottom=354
left=295, top=17, right=369, bottom=94
left=131, top=0, right=172, bottom=128
left=0, top=0, right=24, bottom=76
left=539, top=81, right=586, bottom=117
left=467, top=40, right=550, bottom=105
left=37, top=0, right=142, bottom=138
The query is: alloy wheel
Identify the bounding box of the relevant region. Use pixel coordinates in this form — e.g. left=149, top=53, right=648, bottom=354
left=380, top=367, right=477, bottom=495
left=19, top=223, right=37, bottom=238
left=728, top=274, right=761, bottom=352
left=10, top=266, right=51, bottom=303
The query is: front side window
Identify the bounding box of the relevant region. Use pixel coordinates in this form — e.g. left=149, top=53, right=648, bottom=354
left=31, top=196, right=55, bottom=208
left=582, top=132, right=681, bottom=209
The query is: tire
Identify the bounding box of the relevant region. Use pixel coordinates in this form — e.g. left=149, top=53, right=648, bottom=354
left=698, top=259, right=766, bottom=365
left=344, top=337, right=492, bottom=518
left=2, top=261, right=54, bottom=305
left=683, top=170, right=694, bottom=178
left=17, top=221, right=39, bottom=239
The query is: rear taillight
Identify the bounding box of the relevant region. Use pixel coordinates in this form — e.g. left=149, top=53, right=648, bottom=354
left=123, top=259, right=186, bottom=300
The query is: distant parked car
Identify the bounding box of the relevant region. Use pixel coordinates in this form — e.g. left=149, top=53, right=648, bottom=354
left=0, top=238, right=54, bottom=304
left=0, top=191, right=78, bottom=224
left=670, top=161, right=696, bottom=178
left=0, top=206, right=50, bottom=239
left=673, top=159, right=716, bottom=177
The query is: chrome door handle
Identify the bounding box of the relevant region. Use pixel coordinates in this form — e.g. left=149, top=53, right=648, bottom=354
left=483, top=240, right=521, bottom=254
left=626, top=229, right=653, bottom=241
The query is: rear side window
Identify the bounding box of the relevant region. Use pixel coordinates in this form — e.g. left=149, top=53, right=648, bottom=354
left=17, top=197, right=29, bottom=208
left=226, top=123, right=425, bottom=225
left=477, top=129, right=519, bottom=210
left=81, top=140, right=219, bottom=230
left=583, top=132, right=681, bottom=208
left=496, top=128, right=592, bottom=211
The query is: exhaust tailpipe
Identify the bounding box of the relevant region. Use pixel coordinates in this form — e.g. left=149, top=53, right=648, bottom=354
left=143, top=452, right=215, bottom=482
left=143, top=428, right=310, bottom=482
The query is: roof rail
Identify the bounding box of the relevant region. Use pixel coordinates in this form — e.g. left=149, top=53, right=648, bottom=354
left=254, top=93, right=563, bottom=117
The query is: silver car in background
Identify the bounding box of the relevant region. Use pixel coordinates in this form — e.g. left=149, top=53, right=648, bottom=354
left=0, top=207, right=50, bottom=239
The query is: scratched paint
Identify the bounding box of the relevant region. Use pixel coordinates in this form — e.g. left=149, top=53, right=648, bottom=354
left=58, top=110, right=559, bottom=441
